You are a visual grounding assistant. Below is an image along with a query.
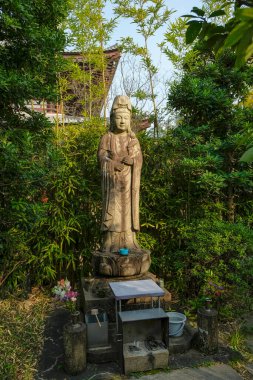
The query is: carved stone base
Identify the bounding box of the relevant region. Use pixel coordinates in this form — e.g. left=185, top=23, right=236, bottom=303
left=92, top=249, right=151, bottom=277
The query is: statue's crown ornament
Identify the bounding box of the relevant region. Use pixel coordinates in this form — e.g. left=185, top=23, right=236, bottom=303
left=111, top=95, right=132, bottom=113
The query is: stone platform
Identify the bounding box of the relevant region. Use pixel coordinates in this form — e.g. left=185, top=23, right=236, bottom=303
left=37, top=304, right=245, bottom=379
left=92, top=249, right=151, bottom=277
left=80, top=272, right=172, bottom=366
left=169, top=323, right=198, bottom=354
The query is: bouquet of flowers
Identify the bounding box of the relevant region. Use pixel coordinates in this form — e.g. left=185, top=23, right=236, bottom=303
left=52, top=279, right=78, bottom=313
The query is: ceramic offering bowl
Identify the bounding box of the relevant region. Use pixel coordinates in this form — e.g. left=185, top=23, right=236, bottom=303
left=119, top=248, right=129, bottom=256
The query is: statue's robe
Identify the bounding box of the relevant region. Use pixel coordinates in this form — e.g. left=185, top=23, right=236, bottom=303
left=98, top=131, right=142, bottom=251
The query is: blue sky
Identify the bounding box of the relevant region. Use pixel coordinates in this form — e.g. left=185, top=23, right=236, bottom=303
left=105, top=0, right=202, bottom=114
left=106, top=0, right=202, bottom=68
left=107, top=0, right=202, bottom=43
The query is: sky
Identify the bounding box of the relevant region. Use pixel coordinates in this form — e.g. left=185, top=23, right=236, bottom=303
left=106, top=0, right=202, bottom=72
left=105, top=0, right=202, bottom=115
left=106, top=0, right=202, bottom=43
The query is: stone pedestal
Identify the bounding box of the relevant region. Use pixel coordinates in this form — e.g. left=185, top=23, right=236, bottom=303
left=63, top=318, right=86, bottom=375
left=92, top=249, right=151, bottom=277
left=197, top=307, right=218, bottom=354
left=169, top=322, right=198, bottom=354
left=119, top=308, right=169, bottom=374
left=123, top=341, right=169, bottom=374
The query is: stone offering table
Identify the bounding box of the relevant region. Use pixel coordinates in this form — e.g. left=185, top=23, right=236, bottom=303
left=81, top=273, right=171, bottom=322
left=109, top=279, right=165, bottom=331
left=109, top=280, right=169, bottom=374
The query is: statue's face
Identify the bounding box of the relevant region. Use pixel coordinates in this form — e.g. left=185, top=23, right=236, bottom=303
left=113, top=110, right=131, bottom=133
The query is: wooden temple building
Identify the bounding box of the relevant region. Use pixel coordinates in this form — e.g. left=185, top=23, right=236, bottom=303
left=27, top=46, right=150, bottom=131
left=28, top=47, right=121, bottom=122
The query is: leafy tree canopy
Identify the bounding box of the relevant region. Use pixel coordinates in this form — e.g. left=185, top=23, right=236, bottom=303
left=183, top=0, right=253, bottom=67
left=0, top=0, right=69, bottom=117
left=0, top=0, right=69, bottom=292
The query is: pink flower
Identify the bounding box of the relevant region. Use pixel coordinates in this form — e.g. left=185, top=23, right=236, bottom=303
left=52, top=279, right=78, bottom=312
left=66, top=291, right=78, bottom=299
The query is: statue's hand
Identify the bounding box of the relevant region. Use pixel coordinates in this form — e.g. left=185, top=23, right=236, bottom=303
left=114, top=163, right=124, bottom=171
left=122, top=156, right=133, bottom=165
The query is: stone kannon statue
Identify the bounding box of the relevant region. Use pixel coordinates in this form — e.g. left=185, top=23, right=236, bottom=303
left=93, top=95, right=151, bottom=277
left=98, top=95, right=142, bottom=253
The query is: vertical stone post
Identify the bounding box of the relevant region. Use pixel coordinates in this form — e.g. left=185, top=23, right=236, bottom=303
left=63, top=314, right=86, bottom=375
left=197, top=300, right=218, bottom=354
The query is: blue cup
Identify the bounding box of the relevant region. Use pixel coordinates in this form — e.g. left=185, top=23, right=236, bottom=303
left=119, top=248, right=129, bottom=255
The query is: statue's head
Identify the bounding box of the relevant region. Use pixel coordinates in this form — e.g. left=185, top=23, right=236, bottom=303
left=110, top=95, right=132, bottom=133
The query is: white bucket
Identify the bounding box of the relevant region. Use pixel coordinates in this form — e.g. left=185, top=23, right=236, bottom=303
left=167, top=312, right=186, bottom=337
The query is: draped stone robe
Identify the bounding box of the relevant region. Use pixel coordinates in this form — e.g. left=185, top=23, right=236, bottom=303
left=98, top=131, right=143, bottom=252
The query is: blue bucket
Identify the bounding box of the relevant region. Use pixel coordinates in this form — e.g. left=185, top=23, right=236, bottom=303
left=167, top=312, right=186, bottom=337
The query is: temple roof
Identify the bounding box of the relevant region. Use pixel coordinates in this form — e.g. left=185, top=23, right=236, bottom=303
left=62, top=47, right=121, bottom=117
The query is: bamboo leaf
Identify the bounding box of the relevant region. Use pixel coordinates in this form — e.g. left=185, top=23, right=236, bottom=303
left=235, top=30, right=253, bottom=67
left=245, top=41, right=253, bottom=60
left=236, top=8, right=253, bottom=21
left=240, top=146, right=253, bottom=163
left=223, top=22, right=250, bottom=48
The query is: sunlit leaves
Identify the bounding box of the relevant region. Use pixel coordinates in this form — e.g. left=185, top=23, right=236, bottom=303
left=66, top=0, right=116, bottom=120
left=183, top=2, right=253, bottom=68
left=222, top=8, right=253, bottom=67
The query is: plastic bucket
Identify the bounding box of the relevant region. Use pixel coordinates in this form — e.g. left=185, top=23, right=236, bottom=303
left=167, top=312, right=186, bottom=337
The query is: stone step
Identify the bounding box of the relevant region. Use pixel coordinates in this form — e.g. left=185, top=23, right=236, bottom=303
left=87, top=344, right=118, bottom=363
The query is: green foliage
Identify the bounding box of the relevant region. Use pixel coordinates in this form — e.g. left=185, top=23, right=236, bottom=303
left=162, top=0, right=233, bottom=70
left=0, top=0, right=68, bottom=113
left=161, top=17, right=191, bottom=69
left=2, top=111, right=253, bottom=315
left=137, top=134, right=251, bottom=314
left=0, top=114, right=54, bottom=290
left=66, top=0, right=115, bottom=121
left=182, top=1, right=253, bottom=68
left=0, top=0, right=70, bottom=292
left=29, top=122, right=104, bottom=283
left=1, top=1, right=252, bottom=318
left=1, top=121, right=105, bottom=290
left=240, top=146, right=253, bottom=162
left=181, top=1, right=253, bottom=164
left=136, top=51, right=253, bottom=314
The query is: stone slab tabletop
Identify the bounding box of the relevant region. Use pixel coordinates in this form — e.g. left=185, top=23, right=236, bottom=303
left=109, top=279, right=165, bottom=300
